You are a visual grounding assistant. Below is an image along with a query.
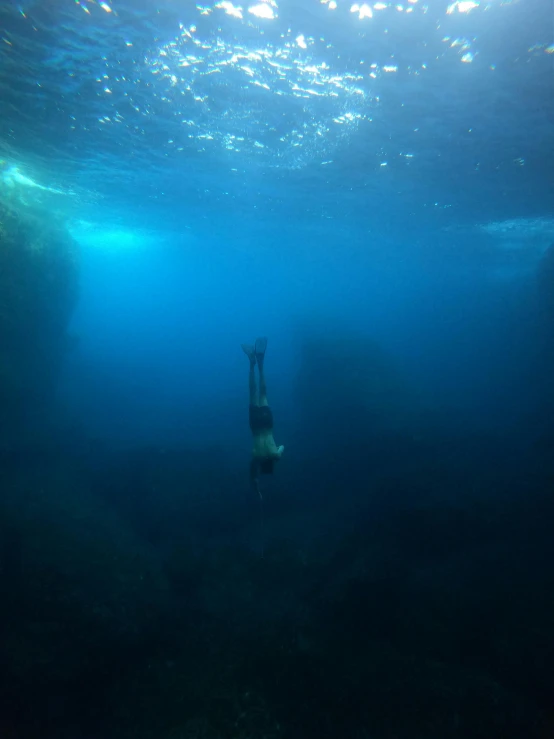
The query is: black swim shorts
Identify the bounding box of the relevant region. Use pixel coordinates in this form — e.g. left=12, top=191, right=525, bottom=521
left=249, top=404, right=274, bottom=432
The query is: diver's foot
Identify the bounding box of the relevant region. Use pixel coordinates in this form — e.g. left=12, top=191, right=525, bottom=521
left=255, top=336, right=268, bottom=363
left=241, top=343, right=256, bottom=364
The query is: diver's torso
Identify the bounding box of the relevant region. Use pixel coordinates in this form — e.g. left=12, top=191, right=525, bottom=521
left=252, top=431, right=278, bottom=460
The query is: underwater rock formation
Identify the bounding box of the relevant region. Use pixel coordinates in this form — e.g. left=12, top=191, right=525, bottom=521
left=532, top=243, right=554, bottom=446
left=293, top=325, right=412, bottom=460
left=0, top=453, right=170, bottom=734
left=537, top=242, right=554, bottom=329
left=0, top=198, right=78, bottom=446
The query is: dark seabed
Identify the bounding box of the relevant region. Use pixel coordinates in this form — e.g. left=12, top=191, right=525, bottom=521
left=0, top=0, right=553, bottom=737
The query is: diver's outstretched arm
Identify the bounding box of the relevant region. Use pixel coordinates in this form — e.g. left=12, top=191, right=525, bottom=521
left=268, top=438, right=285, bottom=459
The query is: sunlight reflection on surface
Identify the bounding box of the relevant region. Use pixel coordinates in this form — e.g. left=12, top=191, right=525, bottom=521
left=2, top=0, right=547, bottom=173
left=0, top=0, right=550, bottom=226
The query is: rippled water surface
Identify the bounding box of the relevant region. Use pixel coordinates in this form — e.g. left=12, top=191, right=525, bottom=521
left=0, top=0, right=552, bottom=237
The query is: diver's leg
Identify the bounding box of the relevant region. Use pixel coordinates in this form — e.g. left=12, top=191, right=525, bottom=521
left=242, top=343, right=258, bottom=405
left=249, top=360, right=258, bottom=405
left=255, top=337, right=269, bottom=406
left=258, top=361, right=269, bottom=406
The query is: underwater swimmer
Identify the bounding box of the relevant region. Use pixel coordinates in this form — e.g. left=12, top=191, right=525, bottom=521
left=241, top=337, right=284, bottom=496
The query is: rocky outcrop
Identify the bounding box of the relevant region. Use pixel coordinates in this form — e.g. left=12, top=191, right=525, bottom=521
left=0, top=198, right=78, bottom=445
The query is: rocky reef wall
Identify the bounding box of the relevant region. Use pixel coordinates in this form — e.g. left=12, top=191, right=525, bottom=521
left=0, top=198, right=78, bottom=446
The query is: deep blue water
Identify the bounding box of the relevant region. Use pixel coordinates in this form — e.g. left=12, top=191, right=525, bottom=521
left=0, top=0, right=553, bottom=737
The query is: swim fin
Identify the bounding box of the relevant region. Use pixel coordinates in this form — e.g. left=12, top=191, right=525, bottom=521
left=255, top=336, right=268, bottom=362
left=241, top=343, right=256, bottom=362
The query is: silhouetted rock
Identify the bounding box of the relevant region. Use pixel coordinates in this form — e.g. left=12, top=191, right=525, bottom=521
left=0, top=198, right=78, bottom=446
